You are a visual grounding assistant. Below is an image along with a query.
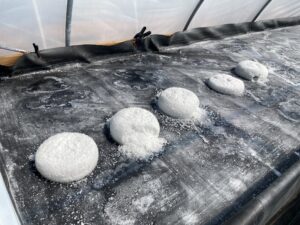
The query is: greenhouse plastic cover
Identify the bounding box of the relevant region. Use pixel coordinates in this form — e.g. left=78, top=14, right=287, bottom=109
left=1, top=0, right=300, bottom=55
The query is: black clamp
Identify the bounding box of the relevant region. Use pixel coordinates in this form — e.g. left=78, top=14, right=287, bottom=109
left=32, top=43, right=40, bottom=58
left=133, top=26, right=151, bottom=51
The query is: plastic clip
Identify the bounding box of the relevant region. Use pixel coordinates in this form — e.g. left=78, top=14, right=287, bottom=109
left=32, top=43, right=40, bottom=58
left=134, top=26, right=151, bottom=39
left=134, top=26, right=151, bottom=50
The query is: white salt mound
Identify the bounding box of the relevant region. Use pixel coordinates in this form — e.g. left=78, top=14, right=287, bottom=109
left=157, top=87, right=203, bottom=119
left=235, top=60, right=268, bottom=81
left=109, top=107, right=166, bottom=159
left=207, top=74, right=245, bottom=96
left=35, top=132, right=99, bottom=183
left=119, top=135, right=166, bottom=159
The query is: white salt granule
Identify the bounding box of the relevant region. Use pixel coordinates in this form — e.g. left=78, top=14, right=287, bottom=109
left=235, top=60, right=268, bottom=82
left=207, top=74, right=245, bottom=96
left=119, top=135, right=166, bottom=159
left=109, top=107, right=166, bottom=160
left=157, top=87, right=206, bottom=120
left=132, top=195, right=154, bottom=214
left=35, top=132, right=99, bottom=183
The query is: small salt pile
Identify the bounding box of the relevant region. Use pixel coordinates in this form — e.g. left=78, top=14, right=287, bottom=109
left=109, top=107, right=166, bottom=160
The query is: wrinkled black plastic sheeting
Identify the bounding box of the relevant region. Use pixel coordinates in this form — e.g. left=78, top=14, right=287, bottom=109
left=224, top=160, right=300, bottom=225
left=269, top=192, right=300, bottom=225
left=1, top=16, right=300, bottom=76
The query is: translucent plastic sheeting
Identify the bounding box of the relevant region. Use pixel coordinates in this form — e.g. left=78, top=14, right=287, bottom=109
left=0, top=0, right=67, bottom=55
left=1, top=0, right=300, bottom=57
left=0, top=48, right=24, bottom=57
left=188, top=0, right=269, bottom=29
left=258, top=0, right=300, bottom=21
left=71, top=0, right=199, bottom=45
left=0, top=173, right=20, bottom=225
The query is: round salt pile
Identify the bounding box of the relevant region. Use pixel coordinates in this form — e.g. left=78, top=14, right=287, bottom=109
left=109, top=107, right=166, bottom=159
left=35, top=132, right=99, bottom=183
left=235, top=60, right=268, bottom=82
left=157, top=87, right=205, bottom=120
left=207, top=74, right=245, bottom=96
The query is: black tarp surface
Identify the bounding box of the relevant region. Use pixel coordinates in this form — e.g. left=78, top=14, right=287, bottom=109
left=0, top=25, right=300, bottom=225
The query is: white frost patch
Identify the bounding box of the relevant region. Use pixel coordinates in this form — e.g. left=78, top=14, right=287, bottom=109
left=104, top=178, right=165, bottom=225
left=228, top=178, right=247, bottom=192
left=109, top=107, right=166, bottom=160
left=181, top=211, right=199, bottom=225
left=28, top=154, right=34, bottom=161
left=104, top=206, right=135, bottom=225
left=132, top=195, right=154, bottom=214
left=247, top=147, right=281, bottom=177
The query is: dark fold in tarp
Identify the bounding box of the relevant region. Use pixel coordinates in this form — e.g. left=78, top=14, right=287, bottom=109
left=225, top=160, right=300, bottom=225
left=1, top=16, right=300, bottom=76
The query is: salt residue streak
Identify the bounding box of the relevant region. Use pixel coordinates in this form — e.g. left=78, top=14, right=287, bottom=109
left=109, top=107, right=166, bottom=160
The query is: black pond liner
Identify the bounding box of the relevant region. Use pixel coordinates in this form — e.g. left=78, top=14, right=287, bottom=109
left=0, top=17, right=300, bottom=225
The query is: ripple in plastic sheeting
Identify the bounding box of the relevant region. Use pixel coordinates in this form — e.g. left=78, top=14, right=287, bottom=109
left=23, top=90, right=88, bottom=110
left=278, top=98, right=300, bottom=122
left=25, top=76, right=69, bottom=93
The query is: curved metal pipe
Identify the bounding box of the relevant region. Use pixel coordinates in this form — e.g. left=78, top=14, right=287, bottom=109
left=252, top=0, right=273, bottom=22
left=65, top=0, right=74, bottom=46
left=183, top=0, right=205, bottom=31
